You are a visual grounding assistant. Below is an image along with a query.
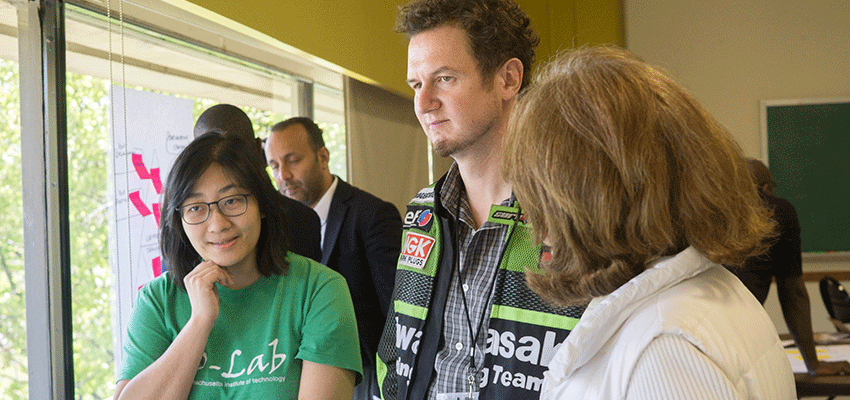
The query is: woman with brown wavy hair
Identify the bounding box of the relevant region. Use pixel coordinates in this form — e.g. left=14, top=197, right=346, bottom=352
left=503, top=46, right=795, bottom=399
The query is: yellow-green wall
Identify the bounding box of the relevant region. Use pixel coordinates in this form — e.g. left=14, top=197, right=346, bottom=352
left=517, top=0, right=624, bottom=64
left=185, top=0, right=623, bottom=97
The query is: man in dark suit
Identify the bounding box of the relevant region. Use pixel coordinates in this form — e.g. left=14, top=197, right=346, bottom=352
left=265, top=117, right=402, bottom=400
left=193, top=104, right=322, bottom=262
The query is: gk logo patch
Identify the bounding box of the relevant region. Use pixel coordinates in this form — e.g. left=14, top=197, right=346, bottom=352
left=399, top=232, right=435, bottom=269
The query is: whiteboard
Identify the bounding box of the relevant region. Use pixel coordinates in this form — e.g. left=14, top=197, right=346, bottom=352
left=108, top=86, right=193, bottom=374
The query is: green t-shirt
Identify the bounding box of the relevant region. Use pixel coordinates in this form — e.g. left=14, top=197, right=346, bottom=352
left=118, top=253, right=362, bottom=398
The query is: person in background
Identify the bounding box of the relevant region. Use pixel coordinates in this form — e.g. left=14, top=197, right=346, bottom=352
left=265, top=116, right=402, bottom=400
left=729, top=158, right=850, bottom=376
left=502, top=46, right=795, bottom=399
left=376, top=0, right=586, bottom=399
left=114, top=133, right=361, bottom=399
left=193, top=104, right=321, bottom=262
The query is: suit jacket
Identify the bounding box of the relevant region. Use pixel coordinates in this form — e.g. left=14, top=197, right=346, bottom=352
left=281, top=194, right=322, bottom=262
left=322, top=178, right=402, bottom=367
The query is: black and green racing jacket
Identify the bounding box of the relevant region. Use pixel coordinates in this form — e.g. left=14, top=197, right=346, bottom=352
left=376, top=175, right=586, bottom=400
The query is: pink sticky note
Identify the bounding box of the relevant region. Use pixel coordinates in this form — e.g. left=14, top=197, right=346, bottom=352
left=129, top=191, right=152, bottom=216
left=152, top=203, right=161, bottom=227
left=132, top=153, right=150, bottom=179
left=152, top=256, right=162, bottom=278
left=150, top=168, right=163, bottom=194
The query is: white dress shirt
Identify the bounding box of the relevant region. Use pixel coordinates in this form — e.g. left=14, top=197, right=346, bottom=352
left=312, top=175, right=338, bottom=248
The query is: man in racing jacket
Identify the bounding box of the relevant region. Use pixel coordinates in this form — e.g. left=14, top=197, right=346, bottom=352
left=377, top=168, right=585, bottom=399
left=378, top=1, right=586, bottom=398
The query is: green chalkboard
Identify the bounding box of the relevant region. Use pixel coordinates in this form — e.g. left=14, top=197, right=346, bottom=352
left=762, top=98, right=850, bottom=253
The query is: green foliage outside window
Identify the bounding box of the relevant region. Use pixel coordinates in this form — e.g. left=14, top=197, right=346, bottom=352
left=317, top=121, right=347, bottom=180
left=0, top=59, right=26, bottom=400
left=67, top=70, right=114, bottom=400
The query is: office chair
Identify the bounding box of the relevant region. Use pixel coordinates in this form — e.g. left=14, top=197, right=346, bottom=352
left=820, top=276, right=850, bottom=333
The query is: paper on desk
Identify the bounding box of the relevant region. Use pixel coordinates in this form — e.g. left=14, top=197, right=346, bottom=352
left=786, top=344, right=850, bottom=373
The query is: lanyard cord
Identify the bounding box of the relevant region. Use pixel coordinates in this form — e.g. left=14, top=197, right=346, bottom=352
left=452, top=198, right=519, bottom=381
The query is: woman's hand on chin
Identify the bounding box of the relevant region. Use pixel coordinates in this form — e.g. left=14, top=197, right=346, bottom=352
left=183, top=260, right=234, bottom=328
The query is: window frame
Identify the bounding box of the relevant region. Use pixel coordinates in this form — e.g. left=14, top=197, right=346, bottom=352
left=20, top=0, right=74, bottom=398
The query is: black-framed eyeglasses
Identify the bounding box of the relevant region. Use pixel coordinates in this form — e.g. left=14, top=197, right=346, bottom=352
left=178, top=194, right=252, bottom=225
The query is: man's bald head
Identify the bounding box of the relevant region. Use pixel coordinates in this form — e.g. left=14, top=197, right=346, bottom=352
left=193, top=104, right=254, bottom=140
left=194, top=104, right=266, bottom=163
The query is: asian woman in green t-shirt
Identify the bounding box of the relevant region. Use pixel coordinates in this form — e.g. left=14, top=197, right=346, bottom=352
left=114, top=133, right=362, bottom=399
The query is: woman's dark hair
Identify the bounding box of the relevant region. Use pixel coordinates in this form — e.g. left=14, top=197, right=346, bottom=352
left=160, top=132, right=289, bottom=290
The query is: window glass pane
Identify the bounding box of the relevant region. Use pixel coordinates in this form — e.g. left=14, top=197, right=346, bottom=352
left=0, top=2, right=26, bottom=397
left=67, top=69, right=113, bottom=400
left=314, top=84, right=347, bottom=179
left=63, top=3, right=340, bottom=396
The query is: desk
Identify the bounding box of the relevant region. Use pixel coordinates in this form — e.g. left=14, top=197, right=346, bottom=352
left=783, top=334, right=850, bottom=398
left=795, top=372, right=850, bottom=398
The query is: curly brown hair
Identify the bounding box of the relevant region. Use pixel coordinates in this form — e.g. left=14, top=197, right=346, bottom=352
left=396, top=0, right=539, bottom=89
left=503, top=46, right=774, bottom=307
